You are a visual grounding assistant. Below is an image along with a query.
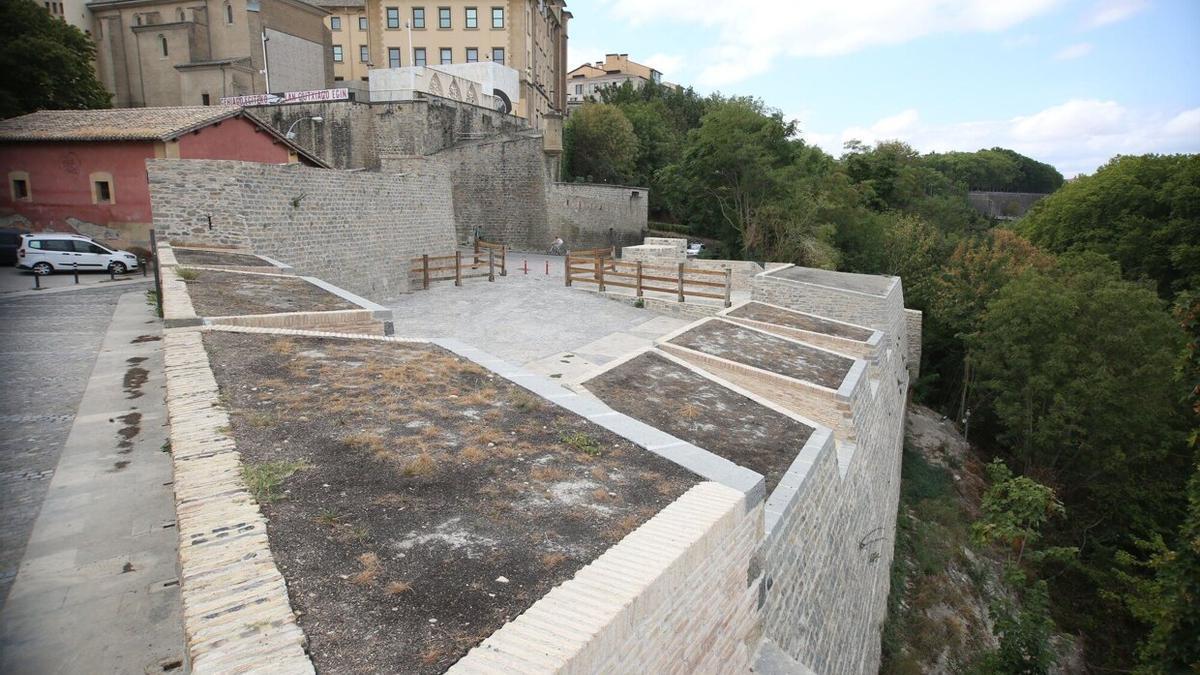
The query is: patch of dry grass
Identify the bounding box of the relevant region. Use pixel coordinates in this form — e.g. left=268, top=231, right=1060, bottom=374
left=350, top=552, right=381, bottom=586
left=459, top=387, right=498, bottom=406
left=540, top=552, right=566, bottom=569
left=530, top=465, right=567, bottom=482
left=459, top=445, right=488, bottom=464
left=269, top=339, right=297, bottom=356
left=385, top=580, right=412, bottom=596
left=403, top=451, right=437, bottom=477
left=344, top=431, right=389, bottom=460
left=679, top=403, right=701, bottom=420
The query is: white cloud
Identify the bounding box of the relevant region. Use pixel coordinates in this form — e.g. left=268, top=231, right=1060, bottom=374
left=1082, top=0, right=1150, bottom=28
left=643, top=53, right=684, bottom=78
left=1054, top=42, right=1094, bottom=60
left=801, top=100, right=1200, bottom=177
left=609, top=0, right=1065, bottom=86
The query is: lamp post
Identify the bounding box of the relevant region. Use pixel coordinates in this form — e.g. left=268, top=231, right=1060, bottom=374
left=285, top=116, right=324, bottom=140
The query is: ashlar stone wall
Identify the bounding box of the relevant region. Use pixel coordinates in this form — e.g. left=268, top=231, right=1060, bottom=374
left=147, top=159, right=455, bottom=300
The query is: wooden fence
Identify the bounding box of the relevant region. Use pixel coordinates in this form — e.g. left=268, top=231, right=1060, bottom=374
left=564, top=254, right=733, bottom=307
left=472, top=240, right=507, bottom=277
left=410, top=249, right=503, bottom=290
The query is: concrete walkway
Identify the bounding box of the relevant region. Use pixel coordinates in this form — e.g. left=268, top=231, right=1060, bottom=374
left=388, top=253, right=692, bottom=382
left=0, top=290, right=184, bottom=674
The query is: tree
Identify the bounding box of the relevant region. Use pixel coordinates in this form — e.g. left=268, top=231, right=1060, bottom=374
left=562, top=104, right=638, bottom=185
left=0, top=0, right=111, bottom=118
left=1018, top=154, right=1200, bottom=298
left=973, top=459, right=1072, bottom=566
left=664, top=98, right=796, bottom=256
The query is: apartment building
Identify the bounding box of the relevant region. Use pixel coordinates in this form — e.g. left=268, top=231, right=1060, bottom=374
left=89, top=0, right=334, bottom=108
left=566, top=53, right=670, bottom=111
left=347, top=0, right=567, bottom=127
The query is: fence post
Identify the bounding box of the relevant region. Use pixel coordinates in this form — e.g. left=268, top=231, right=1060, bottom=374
left=723, top=269, right=733, bottom=307
left=636, top=261, right=643, bottom=298
left=473, top=239, right=481, bottom=268
left=593, top=256, right=600, bottom=282
left=488, top=248, right=495, bottom=282
left=564, top=255, right=571, bottom=286
left=455, top=250, right=462, bottom=287
left=150, top=229, right=163, bottom=317
left=73, top=263, right=79, bottom=284
left=422, top=254, right=430, bottom=290
left=677, top=262, right=685, bottom=303
left=598, top=258, right=606, bottom=292
left=500, top=245, right=507, bottom=277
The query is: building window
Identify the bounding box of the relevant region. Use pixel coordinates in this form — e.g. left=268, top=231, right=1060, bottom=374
left=414, top=47, right=426, bottom=66
left=465, top=6, right=477, bottom=28
left=159, top=34, right=168, bottom=57
left=438, top=7, right=450, bottom=28
left=358, top=15, right=367, bottom=30
left=440, top=47, right=451, bottom=64
left=332, top=45, right=343, bottom=62
left=491, top=6, right=503, bottom=28
left=90, top=173, right=114, bottom=204
left=334, top=76, right=344, bottom=81
left=224, top=2, right=233, bottom=23
left=9, top=173, right=30, bottom=202
left=412, top=7, right=424, bottom=28
left=388, top=47, right=401, bottom=68
left=201, top=93, right=211, bottom=105
left=330, top=16, right=341, bottom=30
left=386, top=7, right=399, bottom=28
left=491, top=47, right=504, bottom=64
left=574, top=83, right=581, bottom=95
left=360, top=45, right=369, bottom=62
left=466, top=47, right=478, bottom=62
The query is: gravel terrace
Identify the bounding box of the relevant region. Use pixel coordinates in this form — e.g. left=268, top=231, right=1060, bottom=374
left=585, top=351, right=814, bottom=493
left=172, top=248, right=273, bottom=267
left=668, top=320, right=853, bottom=388
left=203, top=331, right=699, bottom=674
left=728, top=301, right=874, bottom=341
left=182, top=269, right=357, bottom=316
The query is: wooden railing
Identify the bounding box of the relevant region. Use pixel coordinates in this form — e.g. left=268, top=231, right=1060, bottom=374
left=472, top=240, right=507, bottom=277
left=410, top=249, right=503, bottom=290
left=564, top=255, right=733, bottom=307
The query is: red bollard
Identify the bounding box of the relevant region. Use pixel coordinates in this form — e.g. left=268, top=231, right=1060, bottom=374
left=545, top=260, right=549, bottom=275
left=523, top=259, right=528, bottom=275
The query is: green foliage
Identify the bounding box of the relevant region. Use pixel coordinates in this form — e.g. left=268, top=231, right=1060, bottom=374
left=975, top=580, right=1057, bottom=675
left=1018, top=154, right=1200, bottom=298
left=0, top=0, right=111, bottom=118
left=175, top=267, right=199, bottom=281
left=242, top=460, right=311, bottom=503
left=924, top=147, right=1065, bottom=193
left=972, top=459, right=1072, bottom=565
left=558, top=430, right=601, bottom=456
left=562, top=104, right=638, bottom=185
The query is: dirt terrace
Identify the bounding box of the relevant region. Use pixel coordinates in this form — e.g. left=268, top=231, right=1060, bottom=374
left=202, top=332, right=698, bottom=674
left=586, top=351, right=814, bottom=493
left=181, top=269, right=357, bottom=316
left=728, top=302, right=874, bottom=341
left=173, top=248, right=274, bottom=268
left=668, top=320, right=853, bottom=389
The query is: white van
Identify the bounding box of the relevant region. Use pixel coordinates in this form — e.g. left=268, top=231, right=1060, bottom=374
left=16, top=233, right=140, bottom=275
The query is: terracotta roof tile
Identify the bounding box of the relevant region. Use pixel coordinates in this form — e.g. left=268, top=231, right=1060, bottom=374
left=0, top=106, right=244, bottom=142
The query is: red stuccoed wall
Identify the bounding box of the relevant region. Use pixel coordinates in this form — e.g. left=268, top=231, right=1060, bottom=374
left=0, top=116, right=303, bottom=246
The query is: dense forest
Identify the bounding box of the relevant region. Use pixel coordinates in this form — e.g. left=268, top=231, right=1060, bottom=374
left=564, top=82, right=1200, bottom=673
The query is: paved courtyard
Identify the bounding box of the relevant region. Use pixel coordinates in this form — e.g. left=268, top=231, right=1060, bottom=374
left=388, top=253, right=692, bottom=383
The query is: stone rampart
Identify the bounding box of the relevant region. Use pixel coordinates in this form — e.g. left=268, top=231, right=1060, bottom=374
left=147, top=160, right=455, bottom=299
left=547, top=183, right=647, bottom=251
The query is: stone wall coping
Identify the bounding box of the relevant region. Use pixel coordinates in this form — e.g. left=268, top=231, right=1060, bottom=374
left=718, top=300, right=884, bottom=348
left=202, top=308, right=377, bottom=323
left=763, top=426, right=836, bottom=543
left=299, top=275, right=393, bottom=319
left=447, top=481, right=748, bottom=674
left=758, top=263, right=901, bottom=299
left=656, top=316, right=869, bottom=402
left=549, top=181, right=650, bottom=192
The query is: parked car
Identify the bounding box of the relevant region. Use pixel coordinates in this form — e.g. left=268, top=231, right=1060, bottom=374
left=686, top=241, right=706, bottom=257
left=16, top=233, right=140, bottom=275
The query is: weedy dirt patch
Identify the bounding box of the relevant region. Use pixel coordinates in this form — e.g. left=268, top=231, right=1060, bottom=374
left=173, top=248, right=274, bottom=268
left=183, top=269, right=357, bottom=317
left=587, top=351, right=812, bottom=492
left=669, top=319, right=853, bottom=388
left=203, top=332, right=699, bottom=674
left=728, top=301, right=874, bottom=341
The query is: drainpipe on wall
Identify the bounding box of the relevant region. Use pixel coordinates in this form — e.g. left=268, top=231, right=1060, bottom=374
left=261, top=29, right=271, bottom=93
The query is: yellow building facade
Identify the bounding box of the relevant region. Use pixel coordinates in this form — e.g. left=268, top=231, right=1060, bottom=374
left=320, top=0, right=568, bottom=126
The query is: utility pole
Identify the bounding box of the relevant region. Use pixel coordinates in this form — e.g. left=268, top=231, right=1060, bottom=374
left=261, top=30, right=271, bottom=93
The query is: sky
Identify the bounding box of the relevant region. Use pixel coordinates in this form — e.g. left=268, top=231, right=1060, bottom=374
left=565, top=0, right=1200, bottom=177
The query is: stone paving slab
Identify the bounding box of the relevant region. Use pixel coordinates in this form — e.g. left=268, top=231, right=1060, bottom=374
left=0, top=290, right=184, bottom=674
